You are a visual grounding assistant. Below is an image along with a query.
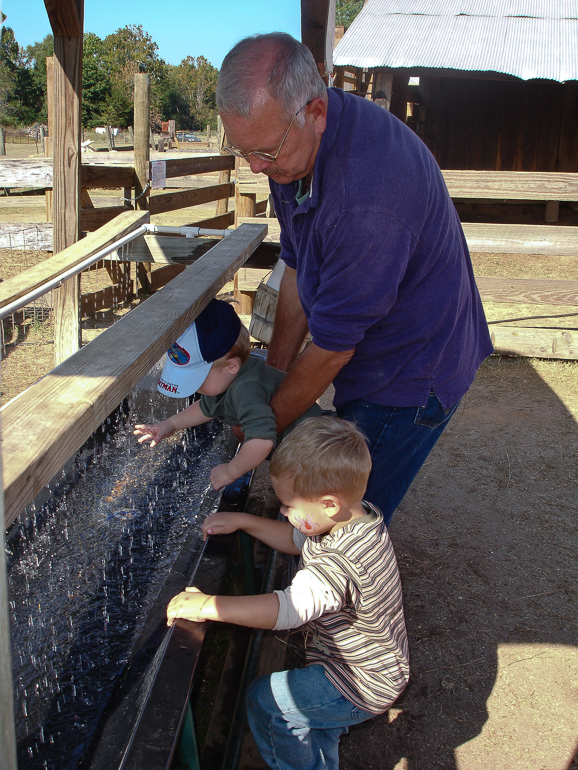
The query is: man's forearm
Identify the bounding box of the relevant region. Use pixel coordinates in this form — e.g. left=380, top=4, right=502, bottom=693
left=266, top=266, right=309, bottom=372
left=270, top=343, right=354, bottom=433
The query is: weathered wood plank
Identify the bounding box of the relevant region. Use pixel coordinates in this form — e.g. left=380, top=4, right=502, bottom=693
left=442, top=170, right=578, bottom=200
left=43, top=0, right=82, bottom=36
left=477, top=276, right=578, bottom=306
left=237, top=217, right=281, bottom=241
left=0, top=223, right=53, bottom=250
left=0, top=160, right=134, bottom=190
left=81, top=205, right=132, bottom=231
left=489, top=326, right=578, bottom=359
left=1, top=223, right=267, bottom=527
left=163, top=155, right=235, bottom=179
left=462, top=223, right=578, bottom=256
left=188, top=211, right=235, bottom=230
left=149, top=183, right=234, bottom=215
left=0, top=210, right=149, bottom=310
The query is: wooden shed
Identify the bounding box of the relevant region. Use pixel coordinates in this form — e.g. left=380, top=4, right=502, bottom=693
left=333, top=0, right=578, bottom=172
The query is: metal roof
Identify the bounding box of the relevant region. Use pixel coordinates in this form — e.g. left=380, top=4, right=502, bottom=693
left=333, top=1, right=578, bottom=81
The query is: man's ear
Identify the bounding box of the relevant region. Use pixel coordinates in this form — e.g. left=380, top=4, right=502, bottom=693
left=321, top=494, right=341, bottom=520
left=308, top=96, right=327, bottom=135
left=226, top=356, right=241, bottom=375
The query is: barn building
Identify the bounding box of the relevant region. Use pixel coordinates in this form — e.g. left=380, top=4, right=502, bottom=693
left=333, top=0, right=578, bottom=172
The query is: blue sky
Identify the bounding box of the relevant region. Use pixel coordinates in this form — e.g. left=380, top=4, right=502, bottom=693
left=2, top=0, right=302, bottom=68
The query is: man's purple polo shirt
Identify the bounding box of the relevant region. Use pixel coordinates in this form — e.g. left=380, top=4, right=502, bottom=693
left=269, top=88, right=492, bottom=411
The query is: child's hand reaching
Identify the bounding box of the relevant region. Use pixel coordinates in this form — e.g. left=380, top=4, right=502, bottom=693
left=167, top=586, right=210, bottom=625
left=210, top=463, right=237, bottom=491
left=201, top=511, right=244, bottom=541
left=134, top=419, right=175, bottom=447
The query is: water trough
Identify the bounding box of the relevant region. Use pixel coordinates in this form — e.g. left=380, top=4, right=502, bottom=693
left=2, top=220, right=271, bottom=768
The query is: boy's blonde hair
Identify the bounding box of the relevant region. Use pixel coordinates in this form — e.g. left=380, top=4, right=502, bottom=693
left=225, top=323, right=251, bottom=364
left=270, top=416, right=371, bottom=502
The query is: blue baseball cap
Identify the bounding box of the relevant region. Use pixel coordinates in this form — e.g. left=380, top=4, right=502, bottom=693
left=157, top=299, right=241, bottom=398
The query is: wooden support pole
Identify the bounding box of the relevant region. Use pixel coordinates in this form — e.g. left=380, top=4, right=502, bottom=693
left=134, top=73, right=152, bottom=292
left=45, top=55, right=54, bottom=158
left=216, top=118, right=231, bottom=217
left=0, top=431, right=17, bottom=770
left=0, top=128, right=5, bottom=157
left=53, top=32, right=83, bottom=365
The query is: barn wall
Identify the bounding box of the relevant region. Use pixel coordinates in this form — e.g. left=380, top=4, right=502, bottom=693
left=417, top=76, right=578, bottom=172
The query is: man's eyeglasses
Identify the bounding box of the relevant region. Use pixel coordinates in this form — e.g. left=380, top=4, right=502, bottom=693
left=221, top=101, right=312, bottom=163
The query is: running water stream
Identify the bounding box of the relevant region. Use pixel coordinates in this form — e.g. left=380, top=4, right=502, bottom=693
left=6, top=364, right=234, bottom=770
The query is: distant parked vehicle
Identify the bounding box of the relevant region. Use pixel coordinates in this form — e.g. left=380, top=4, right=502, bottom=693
left=176, top=132, right=201, bottom=143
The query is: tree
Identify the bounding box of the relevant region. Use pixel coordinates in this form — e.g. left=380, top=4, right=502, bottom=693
left=336, top=0, right=364, bottom=29
left=166, top=55, right=218, bottom=130
left=82, top=33, right=110, bottom=127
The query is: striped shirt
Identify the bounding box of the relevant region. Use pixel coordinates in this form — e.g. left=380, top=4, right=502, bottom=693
left=273, top=502, right=409, bottom=714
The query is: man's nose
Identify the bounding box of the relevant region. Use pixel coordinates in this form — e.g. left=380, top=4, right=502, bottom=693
left=248, top=155, right=272, bottom=174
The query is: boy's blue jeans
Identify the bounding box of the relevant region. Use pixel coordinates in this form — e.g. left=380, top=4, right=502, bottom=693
left=247, top=665, right=376, bottom=770
left=338, top=391, right=461, bottom=527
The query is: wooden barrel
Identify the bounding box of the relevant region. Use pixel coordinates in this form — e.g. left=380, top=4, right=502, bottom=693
left=249, top=279, right=312, bottom=347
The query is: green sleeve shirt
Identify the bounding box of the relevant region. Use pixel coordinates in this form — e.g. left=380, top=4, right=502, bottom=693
left=199, top=356, right=322, bottom=445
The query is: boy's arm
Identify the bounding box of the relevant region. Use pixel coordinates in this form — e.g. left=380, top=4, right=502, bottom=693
left=210, top=438, right=274, bottom=490
left=202, top=511, right=300, bottom=555
left=167, top=586, right=279, bottom=629
left=135, top=401, right=212, bottom=447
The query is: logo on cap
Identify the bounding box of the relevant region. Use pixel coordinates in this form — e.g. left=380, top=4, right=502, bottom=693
left=168, top=342, right=190, bottom=366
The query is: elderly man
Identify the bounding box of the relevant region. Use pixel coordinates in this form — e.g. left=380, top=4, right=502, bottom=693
left=217, top=33, right=492, bottom=526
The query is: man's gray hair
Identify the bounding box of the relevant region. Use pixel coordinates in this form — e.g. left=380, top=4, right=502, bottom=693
left=217, top=32, right=327, bottom=125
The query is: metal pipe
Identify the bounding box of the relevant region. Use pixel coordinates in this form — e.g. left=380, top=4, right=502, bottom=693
left=144, top=224, right=233, bottom=239
left=0, top=224, right=149, bottom=321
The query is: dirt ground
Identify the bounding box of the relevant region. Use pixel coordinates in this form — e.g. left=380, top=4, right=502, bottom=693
left=2, top=140, right=578, bottom=769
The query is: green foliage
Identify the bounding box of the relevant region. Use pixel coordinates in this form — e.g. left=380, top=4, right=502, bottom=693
left=0, top=23, right=220, bottom=131
left=336, top=0, right=364, bottom=28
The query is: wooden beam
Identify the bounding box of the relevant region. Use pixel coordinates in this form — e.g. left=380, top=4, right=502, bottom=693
left=477, top=276, right=578, bottom=306
left=1, top=223, right=267, bottom=527
left=163, top=155, right=235, bottom=179
left=0, top=160, right=134, bottom=189
left=148, top=183, right=234, bottom=216
left=489, top=326, right=578, bottom=359
left=187, top=211, right=235, bottom=230
left=81, top=205, right=133, bottom=231
left=0, top=447, right=17, bottom=770
left=462, top=223, right=578, bottom=256
left=43, top=0, right=82, bottom=37
left=442, top=170, right=578, bottom=201
left=53, top=31, right=83, bottom=365
left=0, top=210, right=149, bottom=310
left=111, top=234, right=281, bottom=269
left=134, top=73, right=151, bottom=293
left=45, top=56, right=54, bottom=158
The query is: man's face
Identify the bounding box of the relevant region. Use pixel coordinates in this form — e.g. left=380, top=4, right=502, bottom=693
left=220, top=92, right=327, bottom=185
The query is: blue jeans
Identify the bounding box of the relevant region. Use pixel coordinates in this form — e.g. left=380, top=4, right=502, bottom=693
left=247, top=665, right=375, bottom=770
left=338, top=391, right=461, bottom=527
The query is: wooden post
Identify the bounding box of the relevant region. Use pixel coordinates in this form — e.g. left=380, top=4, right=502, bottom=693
left=390, top=71, right=410, bottom=122
left=0, top=446, right=17, bottom=770
left=53, top=32, right=83, bottom=365
left=45, top=55, right=54, bottom=158
left=134, top=73, right=152, bottom=292
left=215, top=118, right=231, bottom=216
left=0, top=127, right=5, bottom=156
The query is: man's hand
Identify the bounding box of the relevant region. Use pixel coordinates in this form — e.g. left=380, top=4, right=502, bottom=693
left=210, top=463, right=237, bottom=491
left=134, top=419, right=175, bottom=447
left=167, top=586, right=210, bottom=625
left=201, top=511, right=244, bottom=541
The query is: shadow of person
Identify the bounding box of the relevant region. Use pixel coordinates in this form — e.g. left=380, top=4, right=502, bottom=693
left=338, top=355, right=578, bottom=770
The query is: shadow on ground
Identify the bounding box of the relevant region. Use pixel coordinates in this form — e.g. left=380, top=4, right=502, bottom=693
left=338, top=356, right=578, bottom=770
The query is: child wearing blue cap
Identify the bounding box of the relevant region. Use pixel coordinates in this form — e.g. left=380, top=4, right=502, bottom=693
left=134, top=298, right=322, bottom=491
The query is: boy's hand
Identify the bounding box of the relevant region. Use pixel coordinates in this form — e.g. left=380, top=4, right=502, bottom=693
left=210, top=463, right=237, bottom=491
left=134, top=420, right=175, bottom=447
left=201, top=511, right=244, bottom=541
left=167, top=586, right=210, bottom=625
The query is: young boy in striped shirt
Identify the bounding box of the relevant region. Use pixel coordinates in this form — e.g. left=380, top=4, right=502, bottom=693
left=167, top=416, right=409, bottom=770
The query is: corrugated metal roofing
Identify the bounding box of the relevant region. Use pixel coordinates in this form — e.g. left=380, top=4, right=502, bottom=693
left=333, top=1, right=578, bottom=81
